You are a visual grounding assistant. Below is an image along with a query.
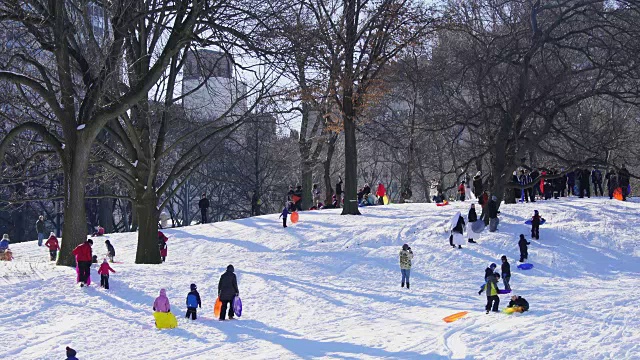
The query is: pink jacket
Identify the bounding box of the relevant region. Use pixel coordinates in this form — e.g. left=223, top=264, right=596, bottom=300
left=97, top=262, right=115, bottom=275
left=153, top=289, right=171, bottom=312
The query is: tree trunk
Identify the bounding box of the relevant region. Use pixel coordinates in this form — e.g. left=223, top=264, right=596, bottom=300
left=98, top=184, right=114, bottom=233
left=323, top=135, right=338, bottom=204
left=341, top=118, right=360, bottom=215
left=301, top=162, right=313, bottom=210
left=57, top=150, right=90, bottom=267
left=135, top=191, right=161, bottom=264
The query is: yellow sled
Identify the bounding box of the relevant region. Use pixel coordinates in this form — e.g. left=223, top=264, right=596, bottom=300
left=503, top=306, right=524, bottom=314
left=153, top=311, right=178, bottom=329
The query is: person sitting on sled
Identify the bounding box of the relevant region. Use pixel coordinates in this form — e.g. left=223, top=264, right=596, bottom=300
left=507, top=295, right=529, bottom=312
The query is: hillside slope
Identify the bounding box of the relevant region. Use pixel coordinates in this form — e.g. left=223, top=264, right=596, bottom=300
left=1, top=198, right=638, bottom=359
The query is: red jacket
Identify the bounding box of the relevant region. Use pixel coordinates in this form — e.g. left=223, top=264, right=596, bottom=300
left=98, top=262, right=115, bottom=275
left=72, top=242, right=93, bottom=262
left=376, top=184, right=386, bottom=198
left=458, top=184, right=466, bottom=194
left=45, top=236, right=60, bottom=251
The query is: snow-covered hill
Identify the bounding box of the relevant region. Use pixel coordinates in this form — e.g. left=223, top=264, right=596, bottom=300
left=1, top=198, right=638, bottom=359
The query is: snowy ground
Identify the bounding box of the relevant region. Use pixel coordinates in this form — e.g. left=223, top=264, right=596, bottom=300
left=1, top=198, right=639, bottom=359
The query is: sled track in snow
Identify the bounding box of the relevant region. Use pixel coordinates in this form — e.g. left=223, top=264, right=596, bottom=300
left=0, top=260, right=52, bottom=285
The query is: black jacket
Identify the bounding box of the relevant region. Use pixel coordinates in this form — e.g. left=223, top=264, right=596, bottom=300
left=484, top=267, right=495, bottom=280
left=487, top=200, right=498, bottom=219
left=472, top=176, right=482, bottom=194
left=106, top=243, right=115, bottom=257
left=36, top=219, right=45, bottom=233
left=519, top=237, right=530, bottom=250
left=468, top=208, right=478, bottom=223
left=508, top=296, right=529, bottom=311
left=452, top=216, right=465, bottom=234
left=363, top=185, right=371, bottom=195
left=198, top=198, right=210, bottom=209
left=618, top=168, right=630, bottom=187
left=501, top=261, right=511, bottom=277
left=218, top=270, right=239, bottom=301
left=336, top=180, right=343, bottom=195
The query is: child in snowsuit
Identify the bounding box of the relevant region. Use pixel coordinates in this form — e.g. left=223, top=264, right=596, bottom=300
left=399, top=244, right=413, bottom=289
left=153, top=289, right=171, bottom=313
left=279, top=205, right=289, bottom=228
left=507, top=295, right=529, bottom=312
left=531, top=210, right=545, bottom=240
left=518, top=234, right=531, bottom=262
left=480, top=272, right=500, bottom=314
left=97, top=259, right=116, bottom=289
left=105, top=240, right=116, bottom=262
left=185, top=283, right=202, bottom=320
left=45, top=233, right=60, bottom=261
left=65, top=346, right=78, bottom=360
left=501, top=255, right=511, bottom=291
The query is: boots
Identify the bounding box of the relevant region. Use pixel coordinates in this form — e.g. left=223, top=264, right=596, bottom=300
left=458, top=245, right=462, bottom=249
left=401, top=282, right=405, bottom=288
left=406, top=282, right=410, bottom=289
left=468, top=239, right=477, bottom=243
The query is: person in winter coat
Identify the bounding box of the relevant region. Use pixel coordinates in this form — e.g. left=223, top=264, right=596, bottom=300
left=579, top=168, right=591, bottom=198
left=501, top=255, right=511, bottom=291
left=567, top=171, right=576, bottom=196
left=158, top=231, right=168, bottom=262
left=606, top=169, right=618, bottom=199
left=153, top=289, right=171, bottom=313
left=458, top=182, right=466, bottom=201
left=467, top=204, right=479, bottom=243
left=92, top=225, right=105, bottom=236
left=105, top=240, right=116, bottom=263
left=65, top=346, right=78, bottom=360
left=335, top=176, right=343, bottom=208
left=618, top=165, right=631, bottom=201
left=480, top=272, right=500, bottom=314
left=483, top=263, right=497, bottom=283
left=97, top=259, right=116, bottom=289
left=218, top=265, right=240, bottom=320
left=363, top=184, right=371, bottom=196
left=507, top=295, right=530, bottom=312
left=488, top=196, right=499, bottom=232
left=312, top=184, right=321, bottom=205
left=279, top=204, right=290, bottom=228
left=591, top=167, right=604, bottom=196
left=72, top=239, right=93, bottom=286
left=450, top=212, right=466, bottom=249
left=472, top=172, right=483, bottom=198
left=198, top=193, right=210, bottom=224
left=531, top=210, right=545, bottom=240
left=518, top=234, right=530, bottom=263
left=185, top=283, right=202, bottom=320
left=376, top=182, right=386, bottom=204
left=479, top=191, right=490, bottom=225
left=45, top=233, right=60, bottom=261
left=36, top=215, right=46, bottom=246
left=399, top=244, right=413, bottom=289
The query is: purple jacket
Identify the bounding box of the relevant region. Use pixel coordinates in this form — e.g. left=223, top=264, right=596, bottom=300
left=153, top=289, right=171, bottom=312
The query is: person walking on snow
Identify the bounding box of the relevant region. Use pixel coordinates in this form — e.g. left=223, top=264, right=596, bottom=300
left=44, top=232, right=59, bottom=261
left=449, top=211, right=465, bottom=249
left=518, top=234, right=531, bottom=263
left=185, top=283, right=202, bottom=320
left=153, top=289, right=171, bottom=313
left=72, top=239, right=93, bottom=286
left=279, top=204, right=290, bottom=228
left=531, top=210, right=545, bottom=240
left=399, top=244, right=413, bottom=289
left=501, top=255, right=511, bottom=291
left=97, top=259, right=115, bottom=289
left=218, top=265, right=240, bottom=321
left=458, top=181, right=466, bottom=201
left=591, top=167, right=604, bottom=196
left=467, top=204, right=479, bottom=243
left=480, top=272, right=500, bottom=314
left=618, top=165, right=631, bottom=201
left=198, top=193, right=210, bottom=224
left=36, top=215, right=46, bottom=246
left=105, top=240, right=116, bottom=262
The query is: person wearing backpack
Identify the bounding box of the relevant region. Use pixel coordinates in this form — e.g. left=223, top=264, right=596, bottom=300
left=185, top=283, right=202, bottom=320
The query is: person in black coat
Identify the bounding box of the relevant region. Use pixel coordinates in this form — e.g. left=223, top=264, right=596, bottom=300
left=605, top=170, right=618, bottom=199
left=507, top=295, right=529, bottom=312
left=518, top=234, right=530, bottom=262
left=198, top=193, right=210, bottom=224
left=467, top=205, right=478, bottom=243
left=579, top=168, right=591, bottom=198
left=472, top=172, right=483, bottom=198
left=487, top=196, right=499, bottom=232
left=618, top=165, right=631, bottom=201
left=218, top=264, right=240, bottom=320
left=335, top=176, right=343, bottom=208
left=105, top=240, right=116, bottom=263
left=501, top=255, right=511, bottom=291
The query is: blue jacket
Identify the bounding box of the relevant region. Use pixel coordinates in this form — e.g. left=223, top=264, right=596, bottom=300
left=279, top=208, right=289, bottom=218
left=0, top=239, right=8, bottom=250
left=186, top=290, right=201, bottom=308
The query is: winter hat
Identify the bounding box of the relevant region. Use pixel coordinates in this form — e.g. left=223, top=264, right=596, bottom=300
left=491, top=195, right=497, bottom=201
left=66, top=347, right=77, bottom=357
left=87, top=239, right=93, bottom=245
left=2, top=234, right=8, bottom=240
left=103, top=258, right=108, bottom=263
left=227, top=264, right=235, bottom=272
left=501, top=255, right=507, bottom=261
left=519, top=234, right=526, bottom=240
left=534, top=210, right=539, bottom=214
left=402, top=244, right=409, bottom=251
left=105, top=240, right=110, bottom=244
left=190, top=283, right=197, bottom=290
left=489, top=263, right=497, bottom=269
